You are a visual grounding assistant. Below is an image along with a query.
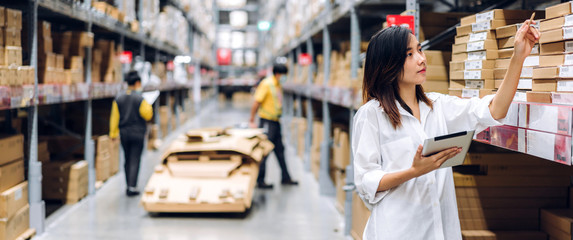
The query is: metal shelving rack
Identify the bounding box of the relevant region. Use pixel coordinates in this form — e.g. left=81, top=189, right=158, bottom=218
left=8, top=0, right=217, bottom=234
left=266, top=0, right=573, bottom=237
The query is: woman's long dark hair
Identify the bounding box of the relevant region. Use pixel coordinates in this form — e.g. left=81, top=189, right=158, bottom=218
left=362, top=26, right=432, bottom=129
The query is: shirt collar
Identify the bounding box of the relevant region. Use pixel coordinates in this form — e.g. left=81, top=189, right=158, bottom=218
left=395, top=99, right=431, bottom=121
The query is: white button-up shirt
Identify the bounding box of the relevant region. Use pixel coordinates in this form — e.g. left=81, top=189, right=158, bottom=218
left=353, top=93, right=503, bottom=240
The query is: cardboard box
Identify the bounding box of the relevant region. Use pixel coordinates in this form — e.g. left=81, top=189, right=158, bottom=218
left=4, top=27, right=21, bottom=47
left=0, top=135, right=23, bottom=166
left=5, top=8, right=22, bottom=29
left=540, top=209, right=573, bottom=235
left=533, top=66, right=560, bottom=79
left=450, top=69, right=494, bottom=80
left=0, top=7, right=4, bottom=27
left=540, top=27, right=573, bottom=44
left=38, top=36, right=53, bottom=54
left=38, top=21, right=51, bottom=38
left=460, top=10, right=540, bottom=26
left=498, top=37, right=515, bottom=49
left=0, top=182, right=27, bottom=219
left=452, top=50, right=498, bottom=61
left=498, top=48, right=514, bottom=59
left=457, top=20, right=520, bottom=36
left=452, top=40, right=498, bottom=54
left=539, top=53, right=573, bottom=67
left=496, top=24, right=520, bottom=39
left=332, top=128, right=350, bottom=169
left=424, top=50, right=451, bottom=66
left=495, top=58, right=511, bottom=68
left=66, top=56, right=84, bottom=70
left=449, top=88, right=495, bottom=98
left=541, top=41, right=573, bottom=55
left=455, top=31, right=496, bottom=44
left=527, top=91, right=552, bottom=103
left=0, top=205, right=29, bottom=240
left=5, top=46, right=22, bottom=66
left=39, top=53, right=56, bottom=69
left=426, top=65, right=448, bottom=80
left=540, top=15, right=573, bottom=32
left=532, top=80, right=557, bottom=92
left=450, top=60, right=495, bottom=71
left=465, top=79, right=495, bottom=89
left=546, top=2, right=573, bottom=19
left=43, top=160, right=88, bottom=203
left=422, top=80, right=449, bottom=94
left=449, top=80, right=465, bottom=89
left=351, top=193, right=371, bottom=240
left=55, top=54, right=64, bottom=70
left=0, top=159, right=24, bottom=193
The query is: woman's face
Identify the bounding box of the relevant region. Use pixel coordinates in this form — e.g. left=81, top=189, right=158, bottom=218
left=400, top=34, right=426, bottom=86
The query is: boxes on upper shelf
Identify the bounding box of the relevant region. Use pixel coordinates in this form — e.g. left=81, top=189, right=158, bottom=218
left=546, top=1, right=573, bottom=19
left=450, top=60, right=496, bottom=72
left=452, top=40, right=498, bottom=54
left=460, top=9, right=543, bottom=26
left=455, top=31, right=496, bottom=45
left=452, top=50, right=499, bottom=61
left=0, top=159, right=24, bottom=193
left=5, top=8, right=22, bottom=30
left=0, top=182, right=28, bottom=219
left=4, top=27, right=21, bottom=47
left=541, top=40, right=573, bottom=55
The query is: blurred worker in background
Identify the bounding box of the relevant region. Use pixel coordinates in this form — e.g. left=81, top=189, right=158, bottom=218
left=110, top=71, right=153, bottom=196
left=249, top=64, right=298, bottom=189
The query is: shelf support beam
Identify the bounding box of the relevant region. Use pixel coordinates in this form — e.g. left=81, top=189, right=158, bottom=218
left=304, top=38, right=314, bottom=173
left=84, top=19, right=96, bottom=197
left=320, top=26, right=335, bottom=196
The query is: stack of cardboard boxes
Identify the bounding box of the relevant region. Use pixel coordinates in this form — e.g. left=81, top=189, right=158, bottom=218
left=531, top=2, right=573, bottom=103
left=454, top=152, right=573, bottom=239
left=42, top=160, right=89, bottom=204
left=423, top=50, right=451, bottom=94
left=0, top=134, right=31, bottom=240
left=540, top=209, right=573, bottom=240
left=94, top=135, right=112, bottom=183
left=94, top=39, right=120, bottom=83
left=494, top=23, right=540, bottom=99
left=450, top=10, right=537, bottom=98
left=1, top=7, right=34, bottom=87
left=39, top=21, right=64, bottom=84
left=289, top=117, right=307, bottom=159
left=331, top=126, right=350, bottom=213
left=310, top=121, right=324, bottom=180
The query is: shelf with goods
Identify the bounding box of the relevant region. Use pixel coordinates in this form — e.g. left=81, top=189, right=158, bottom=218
left=0, top=1, right=216, bottom=236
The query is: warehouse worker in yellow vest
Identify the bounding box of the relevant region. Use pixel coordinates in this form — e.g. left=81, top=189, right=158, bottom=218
left=249, top=64, right=298, bottom=189
left=110, top=71, right=153, bottom=196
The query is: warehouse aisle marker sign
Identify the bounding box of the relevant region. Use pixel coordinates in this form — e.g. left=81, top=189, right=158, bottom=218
left=386, top=15, right=415, bottom=35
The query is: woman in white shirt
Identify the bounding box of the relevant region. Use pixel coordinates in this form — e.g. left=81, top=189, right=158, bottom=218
left=353, top=20, right=539, bottom=239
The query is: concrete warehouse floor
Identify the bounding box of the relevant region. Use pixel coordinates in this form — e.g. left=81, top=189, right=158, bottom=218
left=36, top=98, right=347, bottom=240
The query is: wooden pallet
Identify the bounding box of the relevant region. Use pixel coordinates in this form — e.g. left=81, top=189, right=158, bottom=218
left=15, top=229, right=35, bottom=240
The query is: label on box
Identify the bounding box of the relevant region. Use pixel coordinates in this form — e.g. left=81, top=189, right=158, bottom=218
left=521, top=67, right=533, bottom=78
left=462, top=89, right=479, bottom=98
left=468, top=51, right=486, bottom=60
left=564, top=27, right=573, bottom=39
left=465, top=80, right=484, bottom=88
left=469, top=32, right=487, bottom=42
left=559, top=66, right=573, bottom=78
left=513, top=91, right=527, bottom=102
left=464, top=70, right=482, bottom=79
left=517, top=79, right=532, bottom=89
left=566, top=41, right=573, bottom=52
left=465, top=60, right=482, bottom=70
left=467, top=41, right=485, bottom=51
left=531, top=45, right=539, bottom=55
left=15, top=188, right=22, bottom=201
left=523, top=56, right=539, bottom=67
left=566, top=54, right=573, bottom=66
left=476, top=11, right=494, bottom=22
left=518, top=128, right=526, bottom=152
left=472, top=21, right=491, bottom=32
left=558, top=80, right=573, bottom=91
left=566, top=14, right=573, bottom=27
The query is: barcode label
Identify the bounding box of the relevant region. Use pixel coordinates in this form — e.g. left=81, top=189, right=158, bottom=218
left=557, top=80, right=573, bottom=91
left=566, top=41, right=573, bottom=52
left=467, top=41, right=485, bottom=51
left=464, top=70, right=482, bottom=79
left=469, top=32, right=487, bottom=42
left=514, top=91, right=527, bottom=102
left=465, top=60, right=482, bottom=70
left=468, top=51, right=487, bottom=60
left=565, top=14, right=573, bottom=27
left=565, top=54, right=573, bottom=65
left=523, top=56, right=539, bottom=67
left=530, top=45, right=539, bottom=55
left=472, top=21, right=491, bottom=32
left=564, top=27, right=573, bottom=39
left=462, top=89, right=480, bottom=98
left=476, top=11, right=494, bottom=22
left=521, top=67, right=533, bottom=78
left=517, top=79, right=532, bottom=89
left=465, top=80, right=484, bottom=88
left=559, top=66, right=573, bottom=78
left=15, top=189, right=21, bottom=201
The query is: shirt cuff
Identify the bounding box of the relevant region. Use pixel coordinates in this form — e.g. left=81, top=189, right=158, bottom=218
left=360, top=169, right=389, bottom=205
left=476, top=94, right=504, bottom=133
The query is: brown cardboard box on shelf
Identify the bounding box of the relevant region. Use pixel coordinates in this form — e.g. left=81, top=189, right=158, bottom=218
left=539, top=27, right=573, bottom=44
left=4, top=27, right=21, bottom=47
left=495, top=58, right=511, bottom=68
left=533, top=66, right=560, bottom=79
left=5, top=8, right=22, bottom=29
left=450, top=69, right=494, bottom=80
left=66, top=56, right=84, bottom=70
left=38, top=141, right=49, bottom=162
left=460, top=10, right=541, bottom=26
left=351, top=192, right=371, bottom=240
left=533, top=80, right=557, bottom=92
left=526, top=91, right=552, bottom=103
left=452, top=40, right=498, bottom=54
left=0, top=67, right=7, bottom=86
left=455, top=31, right=496, bottom=45
left=422, top=81, right=449, bottom=94
left=334, top=170, right=346, bottom=213
left=426, top=66, right=448, bottom=80
left=450, top=60, right=495, bottom=72
left=497, top=37, right=515, bottom=49
left=5, top=66, right=16, bottom=86
left=540, top=15, right=573, bottom=32
left=0, top=46, right=3, bottom=65
left=5, top=46, right=22, bottom=66
left=0, top=205, right=29, bottom=240
left=64, top=69, right=83, bottom=84
left=539, top=54, right=570, bottom=67
left=92, top=2, right=111, bottom=15
left=55, top=54, right=64, bottom=70
left=541, top=40, right=573, bottom=55
left=449, top=80, right=466, bottom=89
left=498, top=48, right=514, bottom=59
left=0, top=7, right=4, bottom=27
left=39, top=21, right=51, bottom=38
left=0, top=182, right=27, bottom=219
left=457, top=20, right=520, bottom=36
left=425, top=50, right=452, bottom=66
left=332, top=128, right=350, bottom=170
left=540, top=209, right=573, bottom=237
left=448, top=88, right=495, bottom=98
left=452, top=50, right=498, bottom=61
left=0, top=159, right=24, bottom=193
left=43, top=160, right=88, bottom=203
left=496, top=24, right=520, bottom=39
left=39, top=52, right=56, bottom=69
left=0, top=134, right=23, bottom=166
left=38, top=36, right=53, bottom=54
left=546, top=2, right=573, bottom=19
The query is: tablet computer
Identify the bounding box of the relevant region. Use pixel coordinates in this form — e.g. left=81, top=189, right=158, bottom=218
left=422, top=130, right=475, bottom=168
